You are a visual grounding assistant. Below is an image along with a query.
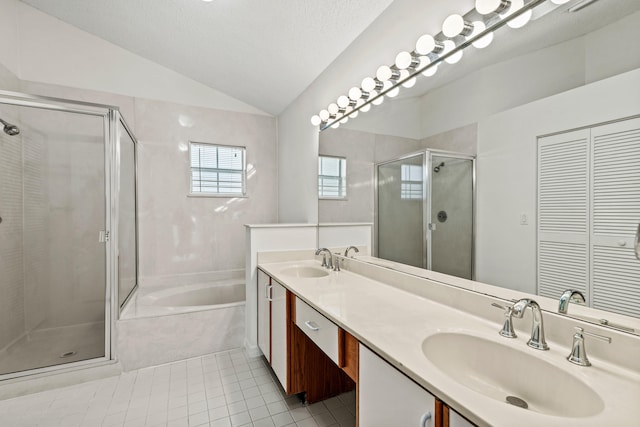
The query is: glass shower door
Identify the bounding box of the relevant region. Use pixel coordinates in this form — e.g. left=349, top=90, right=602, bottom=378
left=0, top=101, right=108, bottom=377
left=429, top=154, right=474, bottom=279
left=376, top=153, right=426, bottom=268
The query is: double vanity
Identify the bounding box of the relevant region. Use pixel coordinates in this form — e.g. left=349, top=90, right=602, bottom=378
left=256, top=249, right=640, bottom=427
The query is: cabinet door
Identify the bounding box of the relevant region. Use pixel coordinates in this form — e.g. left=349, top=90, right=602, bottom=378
left=359, top=344, right=435, bottom=427
left=257, top=269, right=271, bottom=362
left=449, top=409, right=474, bottom=427
left=271, top=280, right=288, bottom=390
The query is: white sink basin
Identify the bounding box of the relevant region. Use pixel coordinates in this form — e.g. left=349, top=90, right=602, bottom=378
left=280, top=265, right=330, bottom=278
left=422, top=333, right=604, bottom=418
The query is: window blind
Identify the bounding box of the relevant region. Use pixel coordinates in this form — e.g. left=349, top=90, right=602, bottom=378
left=318, top=156, right=347, bottom=198
left=401, top=164, right=423, bottom=200
left=190, top=142, right=245, bottom=195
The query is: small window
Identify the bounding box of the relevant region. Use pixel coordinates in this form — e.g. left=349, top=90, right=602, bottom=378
left=401, top=164, right=423, bottom=200
left=190, top=142, right=246, bottom=196
left=319, top=156, right=347, bottom=199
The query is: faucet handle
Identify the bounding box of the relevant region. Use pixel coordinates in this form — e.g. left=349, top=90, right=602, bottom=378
left=491, top=303, right=517, bottom=338
left=567, top=327, right=611, bottom=367
left=333, top=253, right=341, bottom=272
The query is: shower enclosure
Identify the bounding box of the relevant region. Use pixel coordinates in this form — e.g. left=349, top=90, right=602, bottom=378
left=376, top=150, right=474, bottom=279
left=0, top=90, right=137, bottom=380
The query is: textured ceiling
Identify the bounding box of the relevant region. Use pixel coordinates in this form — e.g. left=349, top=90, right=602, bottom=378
left=19, top=0, right=395, bottom=115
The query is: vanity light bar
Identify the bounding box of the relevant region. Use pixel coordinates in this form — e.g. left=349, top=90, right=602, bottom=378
left=311, top=0, right=553, bottom=131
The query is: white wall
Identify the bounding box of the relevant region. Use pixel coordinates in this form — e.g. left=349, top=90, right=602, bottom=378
left=0, top=0, right=267, bottom=117
left=476, top=69, right=640, bottom=294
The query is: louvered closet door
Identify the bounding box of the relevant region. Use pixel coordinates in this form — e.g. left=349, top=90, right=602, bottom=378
left=537, top=130, right=590, bottom=300
left=591, top=118, right=640, bottom=317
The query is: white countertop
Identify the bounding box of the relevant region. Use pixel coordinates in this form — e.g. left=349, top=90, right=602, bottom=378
left=258, top=259, right=640, bottom=427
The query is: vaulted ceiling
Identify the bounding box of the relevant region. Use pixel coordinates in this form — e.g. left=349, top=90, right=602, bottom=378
left=19, top=0, right=395, bottom=115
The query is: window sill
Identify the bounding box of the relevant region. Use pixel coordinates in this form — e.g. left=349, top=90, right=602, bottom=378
left=187, top=193, right=248, bottom=199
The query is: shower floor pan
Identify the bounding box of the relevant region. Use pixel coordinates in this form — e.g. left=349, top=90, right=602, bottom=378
left=0, top=322, right=105, bottom=376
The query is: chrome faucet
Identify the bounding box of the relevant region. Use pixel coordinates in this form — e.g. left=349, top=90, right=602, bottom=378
left=315, top=248, right=333, bottom=269
left=558, top=289, right=586, bottom=314
left=344, top=246, right=360, bottom=258
left=511, top=298, right=549, bottom=350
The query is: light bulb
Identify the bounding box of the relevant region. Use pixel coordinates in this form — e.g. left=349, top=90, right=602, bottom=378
left=376, top=65, right=393, bottom=82
left=387, top=87, right=399, bottom=98
left=361, top=103, right=371, bottom=113
left=362, top=77, right=377, bottom=92
left=349, top=87, right=362, bottom=101
left=356, top=99, right=365, bottom=108
left=328, top=103, right=339, bottom=115
left=351, top=110, right=359, bottom=119
left=442, top=40, right=463, bottom=64
left=340, top=116, right=349, bottom=124
left=397, top=69, right=415, bottom=88
left=476, top=0, right=510, bottom=15
left=310, top=115, right=321, bottom=126
left=395, top=51, right=414, bottom=70
left=337, top=95, right=350, bottom=109
left=415, top=34, right=443, bottom=55
left=470, top=21, right=494, bottom=49
left=442, top=14, right=473, bottom=38
left=422, top=64, right=438, bottom=77
left=372, top=92, right=384, bottom=105
left=331, top=122, right=340, bottom=129
left=502, top=0, right=531, bottom=29
left=319, top=110, right=330, bottom=121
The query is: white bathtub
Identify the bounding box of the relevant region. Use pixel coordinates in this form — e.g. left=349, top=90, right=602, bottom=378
left=117, top=280, right=246, bottom=370
left=122, top=281, right=245, bottom=318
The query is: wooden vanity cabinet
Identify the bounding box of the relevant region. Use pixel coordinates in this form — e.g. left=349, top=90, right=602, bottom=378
left=258, top=268, right=475, bottom=426
left=257, top=269, right=353, bottom=399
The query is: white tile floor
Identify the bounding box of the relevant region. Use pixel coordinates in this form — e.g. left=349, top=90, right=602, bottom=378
left=0, top=348, right=356, bottom=427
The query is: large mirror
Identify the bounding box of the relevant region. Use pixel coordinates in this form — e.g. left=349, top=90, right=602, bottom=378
left=318, top=0, right=640, bottom=334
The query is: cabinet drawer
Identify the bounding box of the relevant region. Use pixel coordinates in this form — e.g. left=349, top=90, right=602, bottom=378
left=295, top=297, right=339, bottom=364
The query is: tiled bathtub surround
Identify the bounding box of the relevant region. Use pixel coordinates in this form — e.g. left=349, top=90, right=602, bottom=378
left=0, top=348, right=356, bottom=427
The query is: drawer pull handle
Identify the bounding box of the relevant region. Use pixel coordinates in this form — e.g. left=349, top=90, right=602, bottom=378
left=304, top=321, right=320, bottom=331
left=420, top=411, right=432, bottom=426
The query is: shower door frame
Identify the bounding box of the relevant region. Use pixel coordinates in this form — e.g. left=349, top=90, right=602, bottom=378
left=374, top=148, right=476, bottom=277
left=0, top=90, right=128, bottom=381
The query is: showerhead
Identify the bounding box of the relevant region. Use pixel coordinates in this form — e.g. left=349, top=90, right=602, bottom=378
left=0, top=117, right=20, bottom=136
left=433, top=162, right=445, bottom=173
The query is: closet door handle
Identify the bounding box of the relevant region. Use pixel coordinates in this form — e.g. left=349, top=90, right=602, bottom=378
left=265, top=284, right=273, bottom=301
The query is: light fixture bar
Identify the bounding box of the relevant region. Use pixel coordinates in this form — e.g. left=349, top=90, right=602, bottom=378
left=319, top=0, right=549, bottom=131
